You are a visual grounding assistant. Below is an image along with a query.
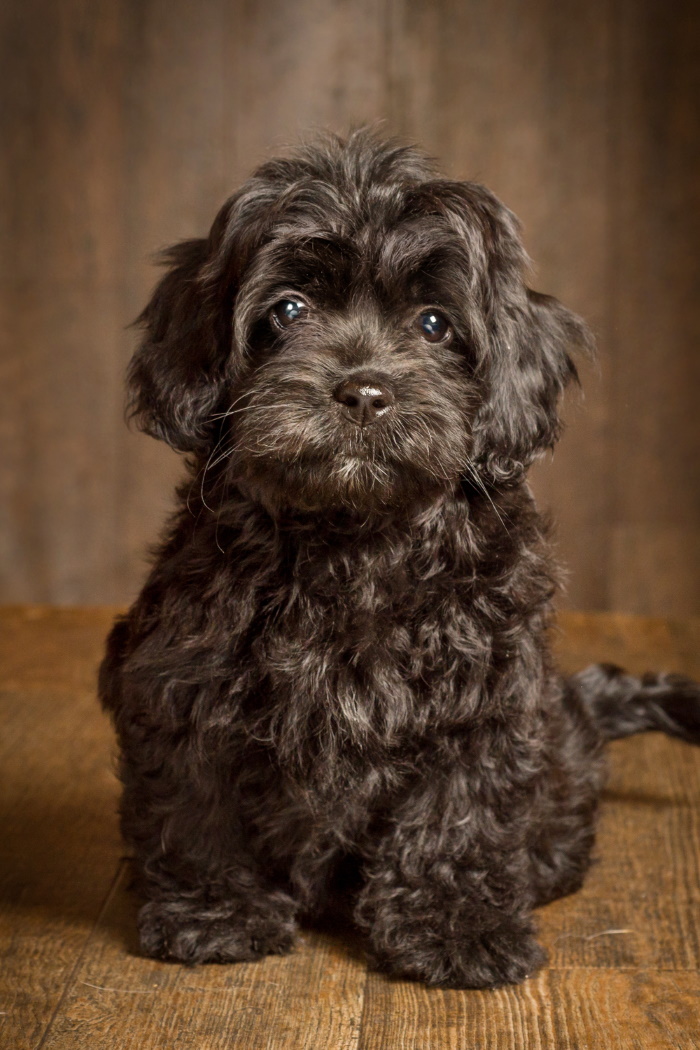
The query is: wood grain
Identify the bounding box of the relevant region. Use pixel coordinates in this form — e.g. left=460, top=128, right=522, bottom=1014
left=42, top=916, right=366, bottom=1050
left=0, top=0, right=127, bottom=603
left=0, top=0, right=698, bottom=612
left=0, top=610, right=122, bottom=1049
left=608, top=0, right=700, bottom=617
left=358, top=970, right=700, bottom=1050
left=1, top=607, right=700, bottom=1048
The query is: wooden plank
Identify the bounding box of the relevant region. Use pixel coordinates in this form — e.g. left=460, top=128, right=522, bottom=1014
left=0, top=0, right=127, bottom=604
left=540, top=892, right=700, bottom=971
left=230, top=0, right=388, bottom=166
left=0, top=606, right=122, bottom=690
left=0, top=667, right=121, bottom=1046
left=608, top=0, right=700, bottom=616
left=39, top=916, right=365, bottom=1050
left=1, top=0, right=698, bottom=615
left=358, top=970, right=700, bottom=1050
left=554, top=611, right=700, bottom=679
left=595, top=735, right=700, bottom=899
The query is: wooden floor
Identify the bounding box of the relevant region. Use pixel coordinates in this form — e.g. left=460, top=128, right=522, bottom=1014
left=1, top=607, right=699, bottom=1050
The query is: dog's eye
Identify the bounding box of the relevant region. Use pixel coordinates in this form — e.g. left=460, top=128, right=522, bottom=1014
left=272, top=298, right=308, bottom=329
left=418, top=310, right=451, bottom=343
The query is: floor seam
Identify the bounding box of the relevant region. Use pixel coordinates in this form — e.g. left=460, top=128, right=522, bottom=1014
left=33, top=858, right=128, bottom=1050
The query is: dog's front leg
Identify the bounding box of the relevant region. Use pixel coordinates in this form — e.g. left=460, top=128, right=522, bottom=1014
left=118, top=747, right=298, bottom=965
left=353, top=766, right=545, bottom=988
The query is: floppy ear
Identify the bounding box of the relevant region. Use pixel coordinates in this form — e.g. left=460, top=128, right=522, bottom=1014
left=127, top=171, right=288, bottom=453
left=457, top=184, right=594, bottom=484
left=127, top=237, right=231, bottom=453
left=471, top=287, right=593, bottom=484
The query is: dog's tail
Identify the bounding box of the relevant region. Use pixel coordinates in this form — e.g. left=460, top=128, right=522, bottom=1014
left=570, top=663, right=700, bottom=744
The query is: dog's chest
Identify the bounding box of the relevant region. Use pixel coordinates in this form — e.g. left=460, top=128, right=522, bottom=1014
left=242, top=525, right=493, bottom=741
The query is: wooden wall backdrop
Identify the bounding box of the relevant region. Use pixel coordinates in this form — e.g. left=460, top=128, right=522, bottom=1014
left=1, top=0, right=698, bottom=612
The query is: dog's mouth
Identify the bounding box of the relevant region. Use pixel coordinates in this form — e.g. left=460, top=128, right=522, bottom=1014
left=225, top=437, right=464, bottom=515
left=220, top=389, right=472, bottom=512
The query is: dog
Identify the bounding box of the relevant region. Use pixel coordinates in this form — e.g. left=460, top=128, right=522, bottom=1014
left=100, top=129, right=700, bottom=988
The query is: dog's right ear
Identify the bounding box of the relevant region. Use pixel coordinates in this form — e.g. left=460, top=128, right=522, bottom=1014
left=127, top=173, right=282, bottom=454
left=127, top=236, right=232, bottom=454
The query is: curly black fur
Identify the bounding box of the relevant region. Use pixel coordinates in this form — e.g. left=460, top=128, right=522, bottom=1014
left=99, top=129, right=700, bottom=988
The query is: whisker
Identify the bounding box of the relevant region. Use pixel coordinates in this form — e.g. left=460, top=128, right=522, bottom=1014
left=205, top=391, right=252, bottom=422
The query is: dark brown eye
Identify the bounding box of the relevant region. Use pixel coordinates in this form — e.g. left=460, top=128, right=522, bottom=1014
left=272, top=298, right=308, bottom=329
left=418, top=310, right=451, bottom=343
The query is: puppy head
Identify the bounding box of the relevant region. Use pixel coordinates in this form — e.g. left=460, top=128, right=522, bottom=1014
left=128, top=130, right=592, bottom=513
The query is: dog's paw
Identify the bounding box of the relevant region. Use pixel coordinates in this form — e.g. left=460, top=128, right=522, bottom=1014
left=138, top=895, right=297, bottom=964
left=372, top=922, right=546, bottom=989
left=451, top=925, right=546, bottom=988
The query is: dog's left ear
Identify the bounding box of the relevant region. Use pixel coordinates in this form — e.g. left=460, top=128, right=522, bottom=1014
left=471, top=285, right=593, bottom=484
left=442, top=182, right=594, bottom=484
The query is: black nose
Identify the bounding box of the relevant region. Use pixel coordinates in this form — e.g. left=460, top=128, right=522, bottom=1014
left=333, top=376, right=396, bottom=426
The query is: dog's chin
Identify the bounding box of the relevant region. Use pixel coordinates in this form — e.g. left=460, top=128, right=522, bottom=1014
left=230, top=450, right=455, bottom=517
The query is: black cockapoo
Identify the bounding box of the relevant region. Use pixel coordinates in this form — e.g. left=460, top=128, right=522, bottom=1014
left=100, top=130, right=700, bottom=989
